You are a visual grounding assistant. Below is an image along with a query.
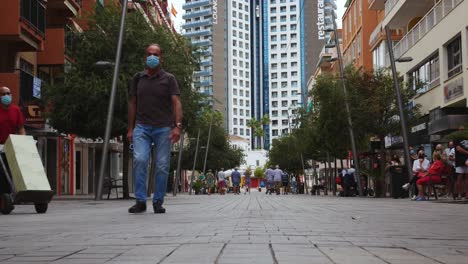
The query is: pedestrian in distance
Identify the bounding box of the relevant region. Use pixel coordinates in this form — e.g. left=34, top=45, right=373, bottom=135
left=244, top=167, right=252, bottom=195
left=0, top=86, right=26, bottom=195
left=265, top=165, right=274, bottom=195
left=291, top=176, right=297, bottom=194
left=281, top=171, right=290, bottom=195
left=127, top=43, right=183, bottom=214
left=217, top=168, right=226, bottom=195
left=454, top=133, right=468, bottom=200
left=231, top=167, right=241, bottom=194
left=273, top=165, right=283, bottom=195
left=206, top=169, right=216, bottom=195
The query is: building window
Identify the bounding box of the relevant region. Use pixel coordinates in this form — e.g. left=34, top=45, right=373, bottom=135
left=281, top=91, right=288, bottom=97
left=234, top=128, right=238, bottom=135
left=271, top=26, right=277, bottom=32
left=290, top=15, right=296, bottom=21
left=272, top=130, right=278, bottom=136
left=233, top=88, right=238, bottom=95
left=281, top=101, right=288, bottom=107
left=281, top=34, right=287, bottom=41
left=272, top=110, right=278, bottom=117
left=447, top=36, right=462, bottom=78
left=272, top=101, right=278, bottom=107
left=272, top=92, right=278, bottom=98
left=281, top=81, right=287, bottom=88
left=234, top=108, right=238, bottom=115
left=409, top=54, right=440, bottom=94
left=234, top=118, right=238, bottom=125
left=272, top=82, right=278, bottom=89
left=290, top=5, right=296, bottom=12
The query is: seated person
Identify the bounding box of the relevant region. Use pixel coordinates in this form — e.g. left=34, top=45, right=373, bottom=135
left=415, top=152, right=445, bottom=201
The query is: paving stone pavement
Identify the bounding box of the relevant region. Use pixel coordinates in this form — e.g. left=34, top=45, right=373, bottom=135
left=0, top=191, right=467, bottom=264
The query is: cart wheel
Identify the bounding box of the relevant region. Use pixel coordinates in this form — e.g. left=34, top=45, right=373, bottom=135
left=34, top=203, right=48, bottom=214
left=0, top=193, right=14, bottom=215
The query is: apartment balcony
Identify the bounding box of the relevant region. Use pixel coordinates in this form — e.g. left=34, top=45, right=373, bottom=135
left=389, top=0, right=464, bottom=60
left=37, top=28, right=66, bottom=65
left=383, top=0, right=435, bottom=28
left=200, top=88, right=214, bottom=96
left=368, top=0, right=385, bottom=10
left=182, top=19, right=212, bottom=29
left=191, top=39, right=212, bottom=47
left=369, top=21, right=402, bottom=49
left=0, top=0, right=46, bottom=51
left=47, top=0, right=81, bottom=19
left=193, top=70, right=212, bottom=77
left=194, top=80, right=213, bottom=87
left=183, top=29, right=212, bottom=38
left=182, top=9, right=212, bottom=20
left=200, top=60, right=212, bottom=67
left=325, top=0, right=337, bottom=9
left=183, top=0, right=213, bottom=10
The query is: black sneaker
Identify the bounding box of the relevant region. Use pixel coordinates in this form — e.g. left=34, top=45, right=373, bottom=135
left=128, top=202, right=146, bottom=213
left=153, top=201, right=166, bottom=214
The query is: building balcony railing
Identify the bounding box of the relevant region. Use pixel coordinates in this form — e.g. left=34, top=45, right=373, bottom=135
left=193, top=70, right=212, bottom=77
left=390, top=0, right=463, bottom=60
left=385, top=0, right=400, bottom=16
left=194, top=80, right=213, bottom=87
left=200, top=60, right=212, bottom=67
left=182, top=9, right=212, bottom=20
left=191, top=40, right=212, bottom=47
left=182, top=19, right=212, bottom=29
left=368, top=0, right=385, bottom=10
left=47, top=0, right=81, bottom=17
left=20, top=0, right=46, bottom=36
left=183, top=0, right=213, bottom=10
left=183, top=29, right=212, bottom=38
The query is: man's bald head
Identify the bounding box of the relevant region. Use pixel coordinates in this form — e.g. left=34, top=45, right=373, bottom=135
left=0, top=86, right=10, bottom=95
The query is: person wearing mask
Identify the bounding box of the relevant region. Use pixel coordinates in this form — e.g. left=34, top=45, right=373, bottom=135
left=127, top=44, right=183, bottom=214
left=414, top=152, right=446, bottom=201
left=403, top=150, right=430, bottom=199
left=0, top=86, right=26, bottom=196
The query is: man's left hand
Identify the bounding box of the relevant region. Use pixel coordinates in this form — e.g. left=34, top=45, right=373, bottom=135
left=170, top=127, right=182, bottom=144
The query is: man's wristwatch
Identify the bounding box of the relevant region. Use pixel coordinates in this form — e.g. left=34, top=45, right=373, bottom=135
left=175, top=122, right=183, bottom=129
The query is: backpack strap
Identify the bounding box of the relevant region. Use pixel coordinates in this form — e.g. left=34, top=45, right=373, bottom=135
left=130, top=71, right=145, bottom=96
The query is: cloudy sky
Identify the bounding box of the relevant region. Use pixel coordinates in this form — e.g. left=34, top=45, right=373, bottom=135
left=170, top=0, right=347, bottom=32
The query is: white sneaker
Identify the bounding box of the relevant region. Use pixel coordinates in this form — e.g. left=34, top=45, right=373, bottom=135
left=402, top=183, right=410, bottom=190
left=411, top=195, right=417, bottom=200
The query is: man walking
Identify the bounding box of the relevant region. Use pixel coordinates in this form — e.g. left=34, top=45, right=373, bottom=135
left=231, top=167, right=241, bottom=195
left=273, top=165, right=283, bottom=195
left=244, top=167, right=251, bottom=194
left=127, top=44, right=183, bottom=214
left=454, top=137, right=468, bottom=199
left=206, top=169, right=216, bottom=195
left=265, top=166, right=274, bottom=195
left=0, top=86, right=26, bottom=195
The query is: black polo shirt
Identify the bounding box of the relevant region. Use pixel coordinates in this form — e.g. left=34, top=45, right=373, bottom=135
left=129, top=69, right=180, bottom=128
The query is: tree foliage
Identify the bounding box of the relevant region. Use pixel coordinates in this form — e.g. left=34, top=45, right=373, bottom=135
left=178, top=110, right=246, bottom=171
left=44, top=5, right=201, bottom=138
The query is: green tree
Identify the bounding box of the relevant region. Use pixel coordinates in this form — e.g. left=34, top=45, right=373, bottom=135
left=247, top=114, right=270, bottom=149
left=254, top=166, right=264, bottom=178
left=43, top=5, right=202, bottom=197
left=179, top=110, right=245, bottom=171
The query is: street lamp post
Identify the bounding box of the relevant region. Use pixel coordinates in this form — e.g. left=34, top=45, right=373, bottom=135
left=385, top=26, right=414, bottom=182
left=189, top=129, right=201, bottom=195
left=173, top=131, right=185, bottom=196
left=202, top=113, right=214, bottom=175
left=326, top=20, right=363, bottom=197
left=96, top=0, right=128, bottom=200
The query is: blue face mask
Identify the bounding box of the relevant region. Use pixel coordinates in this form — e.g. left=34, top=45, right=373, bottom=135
left=146, top=55, right=160, bottom=69
left=1, top=95, right=12, bottom=106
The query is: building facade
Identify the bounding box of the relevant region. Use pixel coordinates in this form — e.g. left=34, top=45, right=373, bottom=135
left=369, top=0, right=467, bottom=148
left=342, top=0, right=379, bottom=71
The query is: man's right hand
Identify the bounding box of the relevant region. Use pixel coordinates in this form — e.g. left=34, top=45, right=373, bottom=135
left=127, top=129, right=133, bottom=143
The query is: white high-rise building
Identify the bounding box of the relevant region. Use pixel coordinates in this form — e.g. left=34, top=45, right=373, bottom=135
left=183, top=0, right=252, bottom=148
left=265, top=0, right=303, bottom=140
left=227, top=1, right=252, bottom=141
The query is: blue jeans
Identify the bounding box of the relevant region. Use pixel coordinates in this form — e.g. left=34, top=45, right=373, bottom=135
left=133, top=124, right=171, bottom=204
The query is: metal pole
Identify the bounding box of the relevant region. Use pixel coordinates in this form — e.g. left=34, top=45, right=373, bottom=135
left=332, top=20, right=363, bottom=197
left=96, top=0, right=128, bottom=200
left=189, top=129, right=201, bottom=195
left=385, top=26, right=413, bottom=182
left=300, top=153, right=308, bottom=194
left=202, top=113, right=214, bottom=175
left=173, top=131, right=185, bottom=196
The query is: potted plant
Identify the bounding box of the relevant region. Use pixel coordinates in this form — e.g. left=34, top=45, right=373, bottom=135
left=192, top=180, right=204, bottom=195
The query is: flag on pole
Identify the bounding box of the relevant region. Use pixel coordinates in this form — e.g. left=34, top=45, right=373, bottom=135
left=171, top=3, right=178, bottom=17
